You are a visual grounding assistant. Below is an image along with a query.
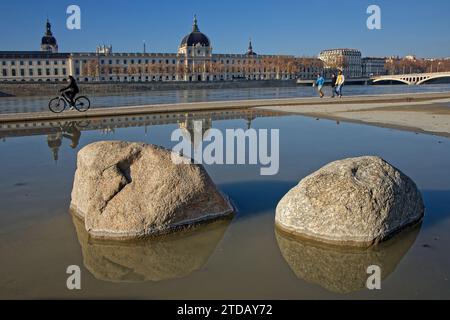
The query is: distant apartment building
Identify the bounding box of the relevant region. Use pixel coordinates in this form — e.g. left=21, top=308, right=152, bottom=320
left=362, top=57, right=387, bottom=77
left=404, top=55, right=417, bottom=61
left=318, top=48, right=362, bottom=78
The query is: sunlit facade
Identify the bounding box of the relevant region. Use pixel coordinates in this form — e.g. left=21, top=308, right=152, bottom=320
left=1, top=17, right=306, bottom=83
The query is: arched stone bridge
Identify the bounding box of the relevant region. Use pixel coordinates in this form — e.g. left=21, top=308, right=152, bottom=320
left=372, top=72, right=450, bottom=85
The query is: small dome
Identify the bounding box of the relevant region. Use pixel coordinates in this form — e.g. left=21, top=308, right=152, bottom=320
left=42, top=36, right=57, bottom=46
left=180, top=16, right=210, bottom=47
left=41, top=19, right=57, bottom=47
left=246, top=39, right=257, bottom=56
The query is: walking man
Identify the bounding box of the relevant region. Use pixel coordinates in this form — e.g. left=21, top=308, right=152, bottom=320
left=335, top=70, right=345, bottom=98
left=315, top=74, right=325, bottom=98
left=330, top=73, right=337, bottom=98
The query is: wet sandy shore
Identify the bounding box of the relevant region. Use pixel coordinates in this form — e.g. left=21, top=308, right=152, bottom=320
left=259, top=96, right=450, bottom=137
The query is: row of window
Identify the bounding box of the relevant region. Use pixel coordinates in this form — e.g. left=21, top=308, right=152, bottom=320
left=82, top=73, right=289, bottom=82
left=1, top=74, right=296, bottom=82
left=96, top=67, right=275, bottom=73
left=214, top=59, right=261, bottom=65
left=73, top=58, right=262, bottom=66
left=1, top=58, right=266, bottom=69
left=100, top=59, right=177, bottom=65
left=1, top=60, right=66, bottom=66
left=186, top=49, right=210, bottom=55
left=1, top=67, right=311, bottom=78
left=74, top=59, right=178, bottom=65
left=2, top=68, right=67, bottom=77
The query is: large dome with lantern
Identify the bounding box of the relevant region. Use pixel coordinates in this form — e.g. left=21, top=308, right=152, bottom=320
left=180, top=16, right=210, bottom=47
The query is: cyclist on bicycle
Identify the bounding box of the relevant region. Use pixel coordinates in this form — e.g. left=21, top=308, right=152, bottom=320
left=59, top=75, right=79, bottom=109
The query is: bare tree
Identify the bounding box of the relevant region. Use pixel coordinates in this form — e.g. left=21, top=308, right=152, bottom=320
left=82, top=60, right=100, bottom=80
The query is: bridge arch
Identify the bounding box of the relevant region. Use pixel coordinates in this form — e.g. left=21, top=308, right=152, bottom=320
left=417, top=74, right=450, bottom=85
left=372, top=78, right=411, bottom=85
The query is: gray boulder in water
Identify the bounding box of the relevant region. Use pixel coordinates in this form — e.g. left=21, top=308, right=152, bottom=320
left=71, top=141, right=233, bottom=240
left=275, top=156, right=424, bottom=247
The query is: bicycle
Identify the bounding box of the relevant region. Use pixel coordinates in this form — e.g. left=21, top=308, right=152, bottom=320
left=48, top=93, right=91, bottom=113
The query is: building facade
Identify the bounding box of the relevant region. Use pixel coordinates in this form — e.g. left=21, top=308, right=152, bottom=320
left=0, top=51, right=70, bottom=82
left=362, top=57, right=387, bottom=77
left=318, top=48, right=362, bottom=78
left=1, top=17, right=387, bottom=83
left=70, top=17, right=299, bottom=83
left=1, top=17, right=305, bottom=83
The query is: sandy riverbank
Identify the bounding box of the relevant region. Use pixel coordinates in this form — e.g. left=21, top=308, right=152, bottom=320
left=259, top=96, right=450, bottom=137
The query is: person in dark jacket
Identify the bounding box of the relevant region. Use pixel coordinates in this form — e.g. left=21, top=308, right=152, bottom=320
left=59, top=75, right=79, bottom=107
left=330, top=73, right=337, bottom=98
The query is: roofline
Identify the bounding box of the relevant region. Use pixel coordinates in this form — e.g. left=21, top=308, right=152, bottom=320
left=320, top=48, right=362, bottom=52
left=0, top=50, right=305, bottom=59
left=0, top=51, right=70, bottom=58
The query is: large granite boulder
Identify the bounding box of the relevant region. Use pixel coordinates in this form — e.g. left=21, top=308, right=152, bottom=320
left=275, top=156, right=424, bottom=247
left=275, top=223, right=421, bottom=293
left=71, top=141, right=233, bottom=239
left=72, top=214, right=231, bottom=282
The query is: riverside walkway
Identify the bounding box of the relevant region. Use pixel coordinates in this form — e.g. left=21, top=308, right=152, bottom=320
left=1, top=92, right=450, bottom=123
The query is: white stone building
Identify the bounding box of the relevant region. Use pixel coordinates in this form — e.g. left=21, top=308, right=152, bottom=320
left=0, top=51, right=70, bottom=82
left=318, top=48, right=362, bottom=78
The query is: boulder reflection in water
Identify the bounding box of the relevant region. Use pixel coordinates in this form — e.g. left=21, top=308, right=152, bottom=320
left=275, top=223, right=421, bottom=294
left=72, top=213, right=231, bottom=283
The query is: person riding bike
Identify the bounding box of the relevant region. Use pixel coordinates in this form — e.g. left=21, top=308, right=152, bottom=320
left=59, top=75, right=79, bottom=109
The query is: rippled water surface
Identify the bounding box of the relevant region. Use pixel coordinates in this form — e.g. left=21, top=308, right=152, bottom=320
left=0, top=108, right=449, bottom=299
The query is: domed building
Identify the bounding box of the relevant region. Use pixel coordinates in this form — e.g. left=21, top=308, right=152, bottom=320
left=41, top=19, right=58, bottom=53
left=177, top=15, right=213, bottom=82
left=1, top=15, right=303, bottom=83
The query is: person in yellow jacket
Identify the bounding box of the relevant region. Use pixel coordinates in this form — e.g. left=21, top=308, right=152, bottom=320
left=335, top=70, right=345, bottom=98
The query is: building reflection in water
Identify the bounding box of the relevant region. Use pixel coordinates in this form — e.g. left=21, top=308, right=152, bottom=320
left=275, top=223, right=421, bottom=294
left=0, top=108, right=283, bottom=162
left=71, top=212, right=232, bottom=283
left=178, top=116, right=212, bottom=152
left=47, top=122, right=82, bottom=162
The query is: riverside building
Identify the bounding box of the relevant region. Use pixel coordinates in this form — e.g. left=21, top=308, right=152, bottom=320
left=362, top=57, right=387, bottom=77
left=318, top=48, right=363, bottom=78
left=0, top=17, right=300, bottom=83
left=0, top=17, right=383, bottom=83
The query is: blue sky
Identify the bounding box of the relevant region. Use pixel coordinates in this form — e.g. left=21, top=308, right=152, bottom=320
left=0, top=0, right=449, bottom=57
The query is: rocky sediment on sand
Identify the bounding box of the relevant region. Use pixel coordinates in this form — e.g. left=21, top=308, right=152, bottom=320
left=275, top=156, right=424, bottom=247
left=71, top=141, right=233, bottom=240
